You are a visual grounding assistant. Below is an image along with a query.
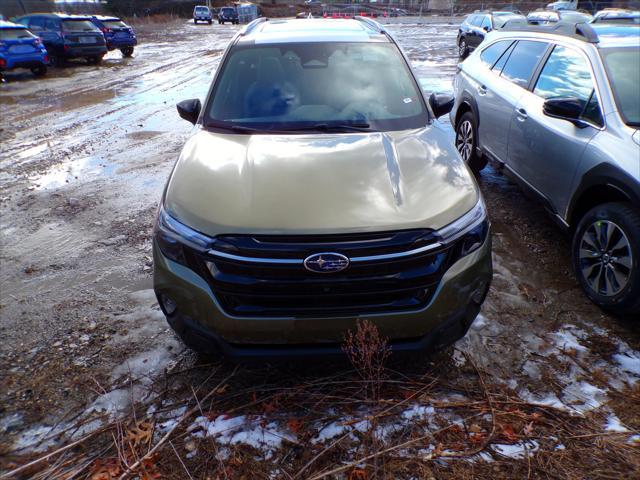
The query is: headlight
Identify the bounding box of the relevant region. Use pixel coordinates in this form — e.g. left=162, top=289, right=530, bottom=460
left=437, top=197, right=489, bottom=257
left=154, top=205, right=211, bottom=265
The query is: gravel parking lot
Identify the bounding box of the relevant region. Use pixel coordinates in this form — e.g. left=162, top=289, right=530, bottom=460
left=1, top=18, right=639, bottom=479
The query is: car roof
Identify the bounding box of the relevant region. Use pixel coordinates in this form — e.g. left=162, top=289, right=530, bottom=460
left=91, top=15, right=122, bottom=21
left=496, top=21, right=639, bottom=47
left=0, top=20, right=27, bottom=29
left=591, top=24, right=640, bottom=46
left=238, top=18, right=388, bottom=44
left=16, top=13, right=93, bottom=20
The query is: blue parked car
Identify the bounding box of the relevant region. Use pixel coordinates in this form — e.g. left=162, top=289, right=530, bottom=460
left=90, top=15, right=137, bottom=57
left=0, top=20, right=48, bottom=79
left=13, top=13, right=107, bottom=65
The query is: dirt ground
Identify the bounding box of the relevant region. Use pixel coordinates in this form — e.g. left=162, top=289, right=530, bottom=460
left=1, top=18, right=639, bottom=479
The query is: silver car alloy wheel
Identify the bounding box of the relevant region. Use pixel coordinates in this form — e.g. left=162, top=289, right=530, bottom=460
left=455, top=119, right=473, bottom=162
left=579, top=220, right=633, bottom=297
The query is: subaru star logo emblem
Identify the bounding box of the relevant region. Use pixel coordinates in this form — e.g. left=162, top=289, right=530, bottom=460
left=304, top=252, right=350, bottom=274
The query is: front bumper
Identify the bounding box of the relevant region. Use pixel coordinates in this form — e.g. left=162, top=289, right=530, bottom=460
left=153, top=235, right=492, bottom=357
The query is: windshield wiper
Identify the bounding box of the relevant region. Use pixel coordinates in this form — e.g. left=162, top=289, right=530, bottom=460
left=206, top=122, right=263, bottom=133
left=277, top=123, right=372, bottom=132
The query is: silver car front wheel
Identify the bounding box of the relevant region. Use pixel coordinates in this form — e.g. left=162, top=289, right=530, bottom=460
left=456, top=119, right=473, bottom=162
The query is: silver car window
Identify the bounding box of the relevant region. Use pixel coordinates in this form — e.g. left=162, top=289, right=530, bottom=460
left=534, top=45, right=603, bottom=127
left=500, top=40, right=548, bottom=88
left=480, top=40, right=514, bottom=67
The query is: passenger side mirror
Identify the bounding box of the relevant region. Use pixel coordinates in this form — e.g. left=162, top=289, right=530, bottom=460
left=483, top=26, right=490, bottom=31
left=543, top=97, right=584, bottom=126
left=429, top=93, right=455, bottom=119
left=176, top=99, right=201, bottom=125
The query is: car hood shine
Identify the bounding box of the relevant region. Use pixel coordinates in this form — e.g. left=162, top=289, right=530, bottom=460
left=164, top=125, right=479, bottom=236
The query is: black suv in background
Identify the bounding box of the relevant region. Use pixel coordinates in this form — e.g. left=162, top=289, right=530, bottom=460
left=218, top=7, right=239, bottom=25
left=457, top=11, right=525, bottom=58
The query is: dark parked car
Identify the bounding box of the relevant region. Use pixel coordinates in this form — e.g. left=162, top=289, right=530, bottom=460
left=13, top=13, right=106, bottom=65
left=0, top=20, right=48, bottom=79
left=457, top=11, right=525, bottom=58
left=90, top=15, right=137, bottom=57
left=193, top=6, right=213, bottom=24
left=218, top=7, right=239, bottom=25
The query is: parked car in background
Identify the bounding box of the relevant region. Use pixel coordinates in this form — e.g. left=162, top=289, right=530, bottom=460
left=451, top=23, right=640, bottom=316
left=218, top=6, right=239, bottom=24
left=90, top=16, right=137, bottom=57
left=457, top=11, right=526, bottom=58
left=193, top=6, right=213, bottom=24
left=527, top=9, right=593, bottom=25
left=154, top=18, right=492, bottom=358
left=592, top=9, right=640, bottom=24
left=13, top=13, right=106, bottom=65
left=0, top=20, right=48, bottom=79
left=546, top=0, right=577, bottom=11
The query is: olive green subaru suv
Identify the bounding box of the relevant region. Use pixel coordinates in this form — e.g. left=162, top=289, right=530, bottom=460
left=153, top=18, right=492, bottom=358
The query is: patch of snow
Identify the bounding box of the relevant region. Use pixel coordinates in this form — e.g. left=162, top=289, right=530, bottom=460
left=522, top=360, right=541, bottom=381
left=627, top=434, right=640, bottom=445
left=401, top=405, right=435, bottom=420
left=12, top=425, right=65, bottom=453
left=452, top=349, right=466, bottom=366
left=188, top=415, right=294, bottom=452
left=492, top=440, right=539, bottom=459
left=613, top=352, right=640, bottom=377
left=551, top=329, right=587, bottom=353
left=555, top=444, right=565, bottom=451
left=111, top=342, right=180, bottom=384
left=519, top=390, right=567, bottom=411
left=313, top=420, right=351, bottom=443
left=604, top=414, right=629, bottom=433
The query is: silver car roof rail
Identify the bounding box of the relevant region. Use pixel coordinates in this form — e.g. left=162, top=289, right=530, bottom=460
left=501, top=20, right=599, bottom=43
left=240, top=17, right=268, bottom=36
left=354, top=16, right=386, bottom=34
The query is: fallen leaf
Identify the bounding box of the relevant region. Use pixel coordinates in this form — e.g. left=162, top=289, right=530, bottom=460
left=127, top=419, right=154, bottom=447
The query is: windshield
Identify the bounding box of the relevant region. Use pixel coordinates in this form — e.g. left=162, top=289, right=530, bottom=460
left=103, top=19, right=128, bottom=28
left=62, top=20, right=100, bottom=32
left=221, top=8, right=235, bottom=14
left=195, top=7, right=209, bottom=12
left=205, top=42, right=428, bottom=133
left=0, top=28, right=35, bottom=40
left=601, top=47, right=640, bottom=126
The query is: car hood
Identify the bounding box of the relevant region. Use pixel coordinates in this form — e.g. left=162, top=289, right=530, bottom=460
left=164, top=125, right=478, bottom=236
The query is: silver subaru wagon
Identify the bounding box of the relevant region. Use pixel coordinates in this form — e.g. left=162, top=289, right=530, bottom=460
left=451, top=23, right=640, bottom=317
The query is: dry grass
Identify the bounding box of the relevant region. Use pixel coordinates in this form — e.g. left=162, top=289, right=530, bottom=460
left=1, top=325, right=639, bottom=480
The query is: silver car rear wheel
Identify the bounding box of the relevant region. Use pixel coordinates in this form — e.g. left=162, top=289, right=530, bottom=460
left=455, top=119, right=473, bottom=162
left=578, top=220, right=632, bottom=297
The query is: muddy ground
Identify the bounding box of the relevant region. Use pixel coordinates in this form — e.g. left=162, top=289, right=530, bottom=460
left=1, top=18, right=639, bottom=479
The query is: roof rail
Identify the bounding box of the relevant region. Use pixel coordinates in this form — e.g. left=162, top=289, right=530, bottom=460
left=501, top=20, right=599, bottom=43
left=240, top=17, right=267, bottom=36
left=354, top=16, right=385, bottom=34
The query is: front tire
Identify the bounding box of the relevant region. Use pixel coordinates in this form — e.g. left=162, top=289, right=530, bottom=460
left=31, top=65, right=47, bottom=77
left=121, top=47, right=134, bottom=57
left=455, top=111, right=487, bottom=174
left=458, top=37, right=469, bottom=58
left=572, top=202, right=640, bottom=317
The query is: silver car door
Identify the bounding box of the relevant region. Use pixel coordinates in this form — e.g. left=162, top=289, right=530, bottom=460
left=478, top=40, right=548, bottom=163
left=507, top=44, right=602, bottom=214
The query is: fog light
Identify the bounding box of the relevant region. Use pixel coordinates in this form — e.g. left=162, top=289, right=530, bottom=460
left=160, top=294, right=177, bottom=315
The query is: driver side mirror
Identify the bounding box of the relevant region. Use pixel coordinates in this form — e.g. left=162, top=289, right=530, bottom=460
left=176, top=98, right=201, bottom=125
left=429, top=93, right=455, bottom=119
left=543, top=97, right=585, bottom=126
left=483, top=25, right=491, bottom=31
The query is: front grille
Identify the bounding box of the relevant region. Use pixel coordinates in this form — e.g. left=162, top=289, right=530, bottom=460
left=188, top=231, right=455, bottom=318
